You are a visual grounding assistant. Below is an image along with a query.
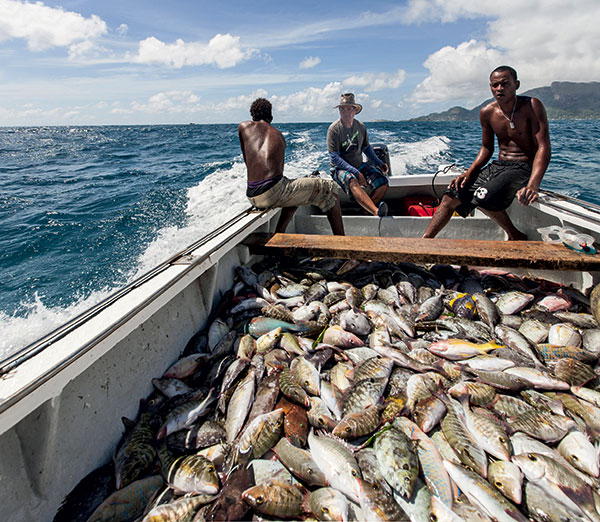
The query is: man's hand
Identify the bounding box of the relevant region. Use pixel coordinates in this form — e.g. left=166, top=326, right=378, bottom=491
left=357, top=172, right=368, bottom=187
left=448, top=172, right=473, bottom=191
left=517, top=186, right=539, bottom=205
left=379, top=163, right=389, bottom=175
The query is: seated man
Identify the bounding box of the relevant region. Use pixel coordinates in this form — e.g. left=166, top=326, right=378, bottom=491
left=423, top=65, right=551, bottom=240
left=327, top=93, right=389, bottom=217
left=239, top=98, right=344, bottom=235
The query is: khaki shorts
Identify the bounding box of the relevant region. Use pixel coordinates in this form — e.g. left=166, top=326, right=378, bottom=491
left=248, top=176, right=337, bottom=213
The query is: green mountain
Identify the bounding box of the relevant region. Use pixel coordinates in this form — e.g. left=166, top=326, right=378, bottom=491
left=411, top=81, right=600, bottom=121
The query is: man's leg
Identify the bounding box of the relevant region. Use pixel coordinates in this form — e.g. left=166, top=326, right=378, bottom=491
left=479, top=208, right=527, bottom=240
left=370, top=184, right=388, bottom=206
left=349, top=179, right=379, bottom=216
left=325, top=198, right=345, bottom=235
left=275, top=207, right=297, bottom=233
left=422, top=195, right=461, bottom=238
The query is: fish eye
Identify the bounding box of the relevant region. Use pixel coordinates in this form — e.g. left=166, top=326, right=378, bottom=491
left=499, top=436, right=506, bottom=444
left=527, top=453, right=537, bottom=461
left=322, top=507, right=329, bottom=514
left=430, top=514, right=438, bottom=522
left=351, top=469, right=358, bottom=477
left=305, top=380, right=310, bottom=386
left=256, top=495, right=264, bottom=504
left=465, top=466, right=474, bottom=472
left=463, top=449, right=472, bottom=457
left=372, top=483, right=380, bottom=490
left=207, top=466, right=215, bottom=473
left=495, top=480, right=503, bottom=488
left=345, top=426, right=352, bottom=433
left=413, top=411, right=419, bottom=418
left=571, top=455, right=579, bottom=462
left=402, top=463, right=409, bottom=470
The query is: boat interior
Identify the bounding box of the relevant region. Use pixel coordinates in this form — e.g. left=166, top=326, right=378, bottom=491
left=1, top=162, right=600, bottom=521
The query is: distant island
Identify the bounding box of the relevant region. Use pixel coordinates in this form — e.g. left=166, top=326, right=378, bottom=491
left=411, top=81, right=600, bottom=121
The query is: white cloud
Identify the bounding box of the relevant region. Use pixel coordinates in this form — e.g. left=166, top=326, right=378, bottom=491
left=411, top=40, right=502, bottom=104
left=409, top=0, right=600, bottom=105
left=272, top=82, right=343, bottom=116
left=343, top=69, right=406, bottom=92
left=131, top=91, right=202, bottom=113
left=299, top=56, right=321, bottom=69
left=133, top=33, right=256, bottom=68
left=0, top=0, right=107, bottom=54
left=117, top=24, right=128, bottom=36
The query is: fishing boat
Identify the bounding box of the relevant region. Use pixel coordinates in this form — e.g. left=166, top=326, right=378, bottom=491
left=1, top=157, right=599, bottom=521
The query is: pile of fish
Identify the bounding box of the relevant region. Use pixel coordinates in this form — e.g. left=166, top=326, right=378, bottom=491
left=56, top=256, right=600, bottom=522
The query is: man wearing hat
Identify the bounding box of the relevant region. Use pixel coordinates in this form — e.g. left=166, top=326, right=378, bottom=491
left=327, top=93, right=389, bottom=217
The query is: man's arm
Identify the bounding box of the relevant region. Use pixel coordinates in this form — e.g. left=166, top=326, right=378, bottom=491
left=238, top=123, right=248, bottom=163
left=516, top=98, right=551, bottom=205
left=329, top=151, right=361, bottom=176
left=450, top=108, right=494, bottom=190
left=362, top=145, right=388, bottom=174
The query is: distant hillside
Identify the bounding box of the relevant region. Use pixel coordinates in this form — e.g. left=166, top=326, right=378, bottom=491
left=411, top=81, right=600, bottom=121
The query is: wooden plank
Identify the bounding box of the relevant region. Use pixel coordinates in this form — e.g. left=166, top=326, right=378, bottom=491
left=244, top=233, right=600, bottom=271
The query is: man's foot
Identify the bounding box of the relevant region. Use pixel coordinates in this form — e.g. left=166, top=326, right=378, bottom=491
left=377, top=201, right=388, bottom=218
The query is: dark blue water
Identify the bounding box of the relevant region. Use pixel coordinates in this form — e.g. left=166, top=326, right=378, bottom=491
left=1, top=121, right=599, bottom=354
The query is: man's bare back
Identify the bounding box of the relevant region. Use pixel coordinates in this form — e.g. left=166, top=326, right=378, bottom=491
left=238, top=120, right=286, bottom=183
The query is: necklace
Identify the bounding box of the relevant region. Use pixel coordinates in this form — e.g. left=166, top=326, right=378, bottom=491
left=501, top=97, right=518, bottom=129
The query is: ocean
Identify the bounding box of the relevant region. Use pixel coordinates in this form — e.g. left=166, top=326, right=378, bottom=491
left=1, top=120, right=599, bottom=357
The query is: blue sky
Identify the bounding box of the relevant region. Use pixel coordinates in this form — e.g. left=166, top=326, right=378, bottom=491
left=0, top=0, right=598, bottom=125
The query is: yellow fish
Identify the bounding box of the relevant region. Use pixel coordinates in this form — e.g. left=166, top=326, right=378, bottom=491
left=428, top=339, right=504, bottom=360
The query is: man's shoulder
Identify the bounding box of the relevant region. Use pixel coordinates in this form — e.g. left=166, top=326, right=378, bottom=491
left=327, top=119, right=342, bottom=133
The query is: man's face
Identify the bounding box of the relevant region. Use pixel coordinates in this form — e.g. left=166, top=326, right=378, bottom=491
left=490, top=71, right=519, bottom=101
left=339, top=105, right=357, bottom=125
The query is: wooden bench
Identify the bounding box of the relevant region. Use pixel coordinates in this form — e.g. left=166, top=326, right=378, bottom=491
left=244, top=233, right=600, bottom=271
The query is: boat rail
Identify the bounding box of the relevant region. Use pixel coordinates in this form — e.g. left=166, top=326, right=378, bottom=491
left=0, top=207, right=260, bottom=376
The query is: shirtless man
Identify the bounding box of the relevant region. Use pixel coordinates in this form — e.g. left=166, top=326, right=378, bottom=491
left=239, top=98, right=344, bottom=234
left=422, top=66, right=551, bottom=240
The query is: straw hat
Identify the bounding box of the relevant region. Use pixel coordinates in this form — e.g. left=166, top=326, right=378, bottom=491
left=335, top=93, right=362, bottom=114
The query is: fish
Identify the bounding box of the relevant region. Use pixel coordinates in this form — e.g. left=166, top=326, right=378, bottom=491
left=374, top=426, right=419, bottom=498
left=358, top=478, right=409, bottom=521
left=443, top=461, right=528, bottom=522
left=309, top=487, right=349, bottom=521
left=557, top=430, right=600, bottom=477
left=273, top=437, right=328, bottom=487
left=495, top=291, right=534, bottom=315
left=158, top=445, right=220, bottom=495
left=427, top=338, right=502, bottom=360
left=242, top=480, right=308, bottom=518
left=512, top=452, right=600, bottom=522
left=395, top=417, right=453, bottom=507
left=234, top=408, right=284, bottom=464
left=85, top=475, right=165, bottom=522
left=141, top=494, right=214, bottom=522
left=308, top=431, right=362, bottom=504
left=487, top=460, right=523, bottom=504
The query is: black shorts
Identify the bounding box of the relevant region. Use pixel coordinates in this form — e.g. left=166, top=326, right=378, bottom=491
left=445, top=160, right=532, bottom=217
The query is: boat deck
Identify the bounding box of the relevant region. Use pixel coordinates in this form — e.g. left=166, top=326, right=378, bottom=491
left=245, top=233, right=600, bottom=271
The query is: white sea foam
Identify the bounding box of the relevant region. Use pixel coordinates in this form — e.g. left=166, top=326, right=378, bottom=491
left=0, top=132, right=448, bottom=357
left=388, top=136, right=450, bottom=176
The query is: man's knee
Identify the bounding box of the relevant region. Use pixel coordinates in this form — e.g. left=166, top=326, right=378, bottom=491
left=440, top=194, right=461, bottom=209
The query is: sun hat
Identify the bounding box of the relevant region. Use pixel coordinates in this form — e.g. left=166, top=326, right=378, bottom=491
left=335, top=93, right=362, bottom=114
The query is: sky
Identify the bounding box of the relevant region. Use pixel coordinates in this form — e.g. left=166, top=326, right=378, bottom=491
left=0, top=0, right=599, bottom=125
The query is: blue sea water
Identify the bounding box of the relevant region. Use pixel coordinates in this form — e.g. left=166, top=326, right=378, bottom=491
left=1, top=120, right=599, bottom=356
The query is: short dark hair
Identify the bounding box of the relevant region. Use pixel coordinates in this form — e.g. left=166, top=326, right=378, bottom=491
left=491, top=66, right=518, bottom=81
left=250, top=98, right=272, bottom=122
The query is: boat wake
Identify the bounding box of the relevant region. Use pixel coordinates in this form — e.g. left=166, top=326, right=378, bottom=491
left=0, top=133, right=452, bottom=358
